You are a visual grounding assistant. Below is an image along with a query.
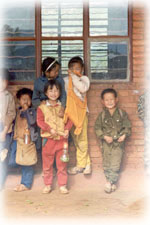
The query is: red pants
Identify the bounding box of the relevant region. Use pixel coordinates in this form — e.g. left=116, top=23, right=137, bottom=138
left=42, top=138, right=68, bottom=187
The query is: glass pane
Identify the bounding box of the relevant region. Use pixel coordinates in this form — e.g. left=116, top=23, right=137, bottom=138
left=42, top=0, right=83, bottom=37
left=0, top=3, right=35, bottom=37
left=0, top=41, right=36, bottom=81
left=90, top=41, right=128, bottom=80
left=42, top=40, right=83, bottom=76
left=89, top=0, right=128, bottom=36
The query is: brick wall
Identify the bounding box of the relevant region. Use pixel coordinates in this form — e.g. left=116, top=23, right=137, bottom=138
left=8, top=5, right=145, bottom=171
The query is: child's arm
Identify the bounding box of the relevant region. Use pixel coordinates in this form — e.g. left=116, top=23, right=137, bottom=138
left=94, top=112, right=104, bottom=140
left=71, top=74, right=90, bottom=94
left=32, top=79, right=47, bottom=108
left=2, top=94, right=16, bottom=140
left=63, top=119, right=73, bottom=139
left=119, top=111, right=131, bottom=139
left=37, top=107, right=51, bottom=132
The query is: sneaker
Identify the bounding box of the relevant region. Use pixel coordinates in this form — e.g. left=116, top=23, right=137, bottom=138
left=83, top=165, right=92, bottom=175
left=59, top=185, right=69, bottom=194
left=111, top=184, right=117, bottom=192
left=67, top=166, right=84, bottom=175
left=42, top=185, right=52, bottom=194
left=104, top=182, right=112, bottom=193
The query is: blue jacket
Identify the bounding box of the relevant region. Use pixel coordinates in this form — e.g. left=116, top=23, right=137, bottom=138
left=32, top=75, right=66, bottom=109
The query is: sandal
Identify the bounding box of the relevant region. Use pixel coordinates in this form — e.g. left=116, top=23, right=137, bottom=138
left=14, top=184, right=30, bottom=192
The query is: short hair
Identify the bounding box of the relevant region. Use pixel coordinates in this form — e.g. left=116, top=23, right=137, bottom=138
left=101, top=88, right=117, bottom=99
left=68, top=56, right=84, bottom=69
left=0, top=68, right=10, bottom=81
left=42, top=57, right=60, bottom=74
left=44, top=80, right=62, bottom=97
left=16, top=88, right=33, bottom=100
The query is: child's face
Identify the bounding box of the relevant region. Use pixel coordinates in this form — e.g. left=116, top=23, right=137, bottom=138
left=70, top=63, right=83, bottom=76
left=0, top=79, right=8, bottom=92
left=46, top=85, right=60, bottom=102
left=19, top=94, right=32, bottom=109
left=102, top=93, right=118, bottom=110
left=45, top=64, right=60, bottom=80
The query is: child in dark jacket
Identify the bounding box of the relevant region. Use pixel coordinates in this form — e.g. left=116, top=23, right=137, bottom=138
left=12, top=88, right=38, bottom=192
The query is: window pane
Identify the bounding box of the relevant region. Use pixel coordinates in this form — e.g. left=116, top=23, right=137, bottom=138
left=89, top=0, right=128, bottom=36
left=90, top=41, right=128, bottom=80
left=42, top=40, right=83, bottom=76
left=0, top=3, right=35, bottom=37
left=1, top=41, right=36, bottom=81
left=42, top=0, right=83, bottom=37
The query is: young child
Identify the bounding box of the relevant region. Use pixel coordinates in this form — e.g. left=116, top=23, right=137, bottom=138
left=37, top=80, right=72, bottom=194
left=12, top=88, right=38, bottom=192
left=32, top=57, right=66, bottom=115
left=0, top=69, right=16, bottom=189
left=94, top=88, right=131, bottom=193
left=32, top=57, right=66, bottom=169
left=64, top=56, right=91, bottom=175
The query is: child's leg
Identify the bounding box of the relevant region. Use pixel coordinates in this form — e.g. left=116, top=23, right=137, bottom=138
left=71, top=115, right=91, bottom=169
left=21, top=165, right=34, bottom=188
left=109, top=144, right=124, bottom=184
left=42, top=139, right=55, bottom=186
left=56, top=149, right=67, bottom=187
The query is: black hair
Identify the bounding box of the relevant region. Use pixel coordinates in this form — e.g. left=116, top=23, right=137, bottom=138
left=101, top=88, right=117, bottom=99
left=42, top=57, right=60, bottom=75
left=0, top=68, right=10, bottom=81
left=68, top=56, right=84, bottom=69
left=44, top=80, right=62, bottom=97
left=16, top=88, right=33, bottom=100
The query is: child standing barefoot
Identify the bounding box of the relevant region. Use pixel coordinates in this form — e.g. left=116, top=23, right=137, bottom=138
left=37, top=80, right=72, bottom=194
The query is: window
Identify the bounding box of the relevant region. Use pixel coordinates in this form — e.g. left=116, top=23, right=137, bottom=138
left=1, top=0, right=132, bottom=83
left=0, top=2, right=36, bottom=82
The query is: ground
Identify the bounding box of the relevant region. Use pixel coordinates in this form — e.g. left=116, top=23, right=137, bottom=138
left=0, top=168, right=150, bottom=225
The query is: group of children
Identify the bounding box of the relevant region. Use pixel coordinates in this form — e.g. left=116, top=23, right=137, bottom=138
left=0, top=56, right=131, bottom=194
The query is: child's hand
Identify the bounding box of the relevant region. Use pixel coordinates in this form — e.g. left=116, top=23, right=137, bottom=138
left=104, top=135, right=113, bottom=144
left=63, top=130, right=69, bottom=139
left=50, top=128, right=57, bottom=138
left=117, top=134, right=126, bottom=142
left=58, top=106, right=65, bottom=118
left=0, top=131, right=6, bottom=142
left=0, top=149, right=8, bottom=162
left=22, top=103, right=28, bottom=111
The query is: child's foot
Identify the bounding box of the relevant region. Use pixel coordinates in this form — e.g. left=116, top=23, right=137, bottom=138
left=111, top=184, right=117, bottom=192
left=14, top=184, right=30, bottom=192
left=59, top=185, right=69, bottom=194
left=42, top=185, right=52, bottom=194
left=104, top=182, right=112, bottom=193
left=0, top=148, right=8, bottom=162
left=83, top=165, right=92, bottom=175
left=67, top=166, right=84, bottom=175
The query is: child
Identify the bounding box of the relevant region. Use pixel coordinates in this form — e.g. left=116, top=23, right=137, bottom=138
left=37, top=80, right=72, bottom=194
left=94, top=88, right=131, bottom=193
left=12, top=88, right=38, bottom=192
left=0, top=69, right=16, bottom=189
left=64, top=56, right=91, bottom=175
left=32, top=57, right=66, bottom=115
left=32, top=57, right=66, bottom=169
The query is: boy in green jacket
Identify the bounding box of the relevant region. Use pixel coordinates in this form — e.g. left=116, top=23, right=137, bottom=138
left=94, top=88, right=131, bottom=193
